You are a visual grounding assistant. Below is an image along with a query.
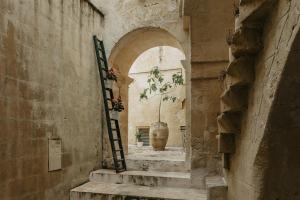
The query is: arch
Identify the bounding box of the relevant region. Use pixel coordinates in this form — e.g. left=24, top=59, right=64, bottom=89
left=254, top=26, right=300, bottom=199
left=109, top=27, right=184, bottom=76
left=108, top=27, right=187, bottom=155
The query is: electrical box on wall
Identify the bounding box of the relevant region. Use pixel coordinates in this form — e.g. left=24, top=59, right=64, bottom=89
left=48, top=138, right=62, bottom=171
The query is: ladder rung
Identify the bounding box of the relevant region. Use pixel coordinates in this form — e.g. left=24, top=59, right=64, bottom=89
left=105, top=88, right=112, bottom=91
left=113, top=138, right=121, bottom=141
left=115, top=149, right=123, bottom=152
left=112, top=128, right=117, bottom=131
left=117, top=159, right=124, bottom=162
left=97, top=47, right=104, bottom=52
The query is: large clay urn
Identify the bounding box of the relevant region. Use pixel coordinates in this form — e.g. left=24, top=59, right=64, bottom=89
left=150, top=122, right=169, bottom=151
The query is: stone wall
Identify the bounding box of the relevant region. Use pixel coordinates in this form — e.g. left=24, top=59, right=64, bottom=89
left=0, top=0, right=104, bottom=199
left=226, top=0, right=300, bottom=199
left=184, top=0, right=235, bottom=187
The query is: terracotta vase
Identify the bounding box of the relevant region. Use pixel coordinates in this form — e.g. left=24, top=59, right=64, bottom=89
left=150, top=122, right=169, bottom=151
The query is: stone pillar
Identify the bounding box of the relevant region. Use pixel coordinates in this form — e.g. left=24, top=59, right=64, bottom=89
left=190, top=61, right=226, bottom=188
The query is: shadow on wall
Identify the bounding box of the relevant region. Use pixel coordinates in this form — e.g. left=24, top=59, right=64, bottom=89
left=256, top=25, right=300, bottom=200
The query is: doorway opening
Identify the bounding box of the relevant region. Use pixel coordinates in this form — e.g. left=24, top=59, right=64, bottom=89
left=126, top=46, right=187, bottom=170
left=108, top=27, right=190, bottom=172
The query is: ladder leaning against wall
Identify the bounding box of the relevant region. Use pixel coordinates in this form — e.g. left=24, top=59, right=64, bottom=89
left=93, top=35, right=127, bottom=173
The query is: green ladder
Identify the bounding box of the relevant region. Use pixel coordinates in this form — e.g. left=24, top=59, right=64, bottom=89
left=93, top=36, right=126, bottom=173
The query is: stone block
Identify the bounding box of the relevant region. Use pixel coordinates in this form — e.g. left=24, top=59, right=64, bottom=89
left=220, top=86, right=248, bottom=112
left=230, top=27, right=262, bottom=58
left=89, top=169, right=191, bottom=188
left=222, top=153, right=230, bottom=170
left=206, top=176, right=228, bottom=200
left=226, top=56, right=254, bottom=87
left=217, top=112, right=241, bottom=134
left=218, top=133, right=235, bottom=154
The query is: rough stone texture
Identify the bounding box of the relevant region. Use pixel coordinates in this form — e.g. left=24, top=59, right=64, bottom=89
left=185, top=0, right=235, bottom=189
left=0, top=0, right=104, bottom=199
left=226, top=0, right=300, bottom=199
left=89, top=169, right=191, bottom=188
left=205, top=176, right=227, bottom=200
left=126, top=146, right=187, bottom=172
left=70, top=181, right=207, bottom=200
left=190, top=62, right=225, bottom=188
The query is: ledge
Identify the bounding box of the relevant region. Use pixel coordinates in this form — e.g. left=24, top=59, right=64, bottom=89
left=221, top=86, right=249, bottom=112
left=239, top=0, right=277, bottom=25
left=229, top=27, right=262, bottom=58
left=217, top=112, right=241, bottom=134
left=226, top=56, right=255, bottom=87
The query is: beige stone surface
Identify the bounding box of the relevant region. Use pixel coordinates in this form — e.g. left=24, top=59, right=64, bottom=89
left=0, top=0, right=104, bottom=199
left=226, top=0, right=300, bottom=200
left=71, top=181, right=207, bottom=200
left=184, top=0, right=235, bottom=190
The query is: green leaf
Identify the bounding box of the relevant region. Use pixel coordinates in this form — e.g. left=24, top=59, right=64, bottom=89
left=151, top=84, right=157, bottom=92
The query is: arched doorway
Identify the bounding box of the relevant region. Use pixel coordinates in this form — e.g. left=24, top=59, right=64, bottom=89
left=108, top=27, right=189, bottom=166
left=127, top=46, right=186, bottom=160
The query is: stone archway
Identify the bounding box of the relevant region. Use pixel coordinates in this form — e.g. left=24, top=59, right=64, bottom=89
left=108, top=27, right=187, bottom=155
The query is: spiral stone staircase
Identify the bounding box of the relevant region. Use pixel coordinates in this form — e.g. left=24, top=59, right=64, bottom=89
left=217, top=0, right=277, bottom=168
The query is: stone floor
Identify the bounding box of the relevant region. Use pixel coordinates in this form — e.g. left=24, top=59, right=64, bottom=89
left=71, top=181, right=207, bottom=200
left=127, top=145, right=186, bottom=161
left=70, top=147, right=226, bottom=200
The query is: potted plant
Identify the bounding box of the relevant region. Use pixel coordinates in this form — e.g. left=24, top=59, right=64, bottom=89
left=110, top=96, right=124, bottom=120
left=140, top=66, right=184, bottom=151
left=135, top=131, right=144, bottom=147
left=105, top=68, right=117, bottom=89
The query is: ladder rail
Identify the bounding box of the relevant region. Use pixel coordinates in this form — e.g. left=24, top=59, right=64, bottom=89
left=93, top=36, right=127, bottom=172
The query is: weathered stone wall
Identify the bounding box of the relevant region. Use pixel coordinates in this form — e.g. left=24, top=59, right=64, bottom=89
left=185, top=0, right=235, bottom=187
left=91, top=0, right=188, bottom=56
left=128, top=46, right=186, bottom=147
left=226, top=0, right=300, bottom=199
left=0, top=0, right=104, bottom=199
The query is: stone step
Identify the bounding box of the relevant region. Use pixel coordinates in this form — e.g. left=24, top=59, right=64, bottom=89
left=89, top=169, right=191, bottom=188
left=126, top=158, right=187, bottom=172
left=205, top=176, right=227, bottom=200
left=70, top=182, right=207, bottom=200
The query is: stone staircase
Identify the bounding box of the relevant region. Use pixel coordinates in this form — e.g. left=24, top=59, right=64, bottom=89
left=126, top=157, right=187, bottom=172
left=217, top=0, right=277, bottom=168
left=70, top=169, right=227, bottom=200
left=126, top=146, right=188, bottom=172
